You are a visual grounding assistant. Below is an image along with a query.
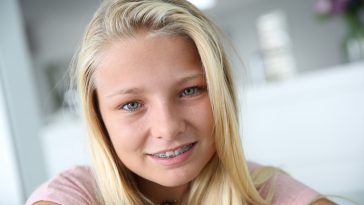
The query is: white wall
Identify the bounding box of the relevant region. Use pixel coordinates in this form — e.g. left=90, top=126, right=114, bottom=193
left=208, top=0, right=346, bottom=82
left=0, top=63, right=23, bottom=205
left=0, top=0, right=47, bottom=202
left=21, top=0, right=100, bottom=119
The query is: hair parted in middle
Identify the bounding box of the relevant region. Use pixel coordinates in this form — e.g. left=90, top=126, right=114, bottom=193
left=74, top=0, right=276, bottom=204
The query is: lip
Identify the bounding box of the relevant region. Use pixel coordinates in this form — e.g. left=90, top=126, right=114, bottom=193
left=149, top=142, right=197, bottom=155
left=147, top=142, right=197, bottom=166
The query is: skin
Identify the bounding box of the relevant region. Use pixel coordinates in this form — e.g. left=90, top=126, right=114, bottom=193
left=95, top=33, right=216, bottom=204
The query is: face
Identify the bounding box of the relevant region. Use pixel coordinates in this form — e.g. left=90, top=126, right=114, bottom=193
left=95, top=33, right=216, bottom=187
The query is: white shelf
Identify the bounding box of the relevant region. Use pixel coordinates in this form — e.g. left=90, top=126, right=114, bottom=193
left=241, top=62, right=364, bottom=202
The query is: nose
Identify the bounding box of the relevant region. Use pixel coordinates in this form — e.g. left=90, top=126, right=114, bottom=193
left=149, top=101, right=186, bottom=140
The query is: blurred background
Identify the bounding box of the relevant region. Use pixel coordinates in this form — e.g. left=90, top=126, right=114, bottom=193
left=0, top=0, right=363, bottom=204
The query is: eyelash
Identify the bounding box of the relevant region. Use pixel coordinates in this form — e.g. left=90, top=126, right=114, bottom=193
left=179, top=85, right=206, bottom=97
left=120, top=101, right=143, bottom=112
left=119, top=85, right=206, bottom=112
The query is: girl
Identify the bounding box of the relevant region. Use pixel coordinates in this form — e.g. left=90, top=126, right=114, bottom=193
left=27, top=0, right=335, bottom=204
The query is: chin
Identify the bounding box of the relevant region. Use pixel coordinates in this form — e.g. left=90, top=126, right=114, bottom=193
left=155, top=168, right=200, bottom=187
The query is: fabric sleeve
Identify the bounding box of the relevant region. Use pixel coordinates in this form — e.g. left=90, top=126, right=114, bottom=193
left=268, top=171, right=321, bottom=205
left=25, top=166, right=98, bottom=205
left=248, top=161, right=321, bottom=205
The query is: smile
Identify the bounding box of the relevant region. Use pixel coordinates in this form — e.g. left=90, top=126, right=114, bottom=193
left=151, top=143, right=195, bottom=158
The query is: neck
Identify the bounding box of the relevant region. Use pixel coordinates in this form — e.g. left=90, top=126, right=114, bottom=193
left=136, top=176, right=189, bottom=205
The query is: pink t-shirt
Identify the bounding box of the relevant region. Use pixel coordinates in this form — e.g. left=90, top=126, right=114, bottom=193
left=26, top=163, right=320, bottom=205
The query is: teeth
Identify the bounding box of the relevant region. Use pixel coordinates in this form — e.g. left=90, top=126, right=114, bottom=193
left=166, top=151, right=174, bottom=157
left=152, top=143, right=193, bottom=158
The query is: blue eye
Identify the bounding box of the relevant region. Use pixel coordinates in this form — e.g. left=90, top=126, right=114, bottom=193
left=180, top=86, right=201, bottom=97
left=121, top=101, right=142, bottom=112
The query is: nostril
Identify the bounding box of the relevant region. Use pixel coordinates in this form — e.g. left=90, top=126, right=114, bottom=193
left=152, top=120, right=186, bottom=140
left=149, top=103, right=186, bottom=140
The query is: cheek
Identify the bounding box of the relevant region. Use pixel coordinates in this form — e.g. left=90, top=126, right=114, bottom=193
left=103, top=114, right=147, bottom=155
left=197, top=100, right=214, bottom=135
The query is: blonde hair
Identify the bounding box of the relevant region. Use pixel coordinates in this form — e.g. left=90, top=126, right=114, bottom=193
left=74, top=0, right=275, bottom=204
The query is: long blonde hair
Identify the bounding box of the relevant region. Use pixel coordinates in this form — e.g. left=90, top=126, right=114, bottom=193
left=74, top=0, right=275, bottom=204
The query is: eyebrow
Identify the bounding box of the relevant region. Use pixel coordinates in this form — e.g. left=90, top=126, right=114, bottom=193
left=178, top=72, right=205, bottom=84
left=106, top=72, right=205, bottom=98
left=106, top=87, right=143, bottom=98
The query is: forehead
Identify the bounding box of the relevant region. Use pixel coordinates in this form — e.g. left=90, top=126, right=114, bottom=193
left=95, top=33, right=201, bottom=77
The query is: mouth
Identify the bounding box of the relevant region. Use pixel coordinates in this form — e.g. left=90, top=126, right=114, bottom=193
left=149, top=142, right=196, bottom=159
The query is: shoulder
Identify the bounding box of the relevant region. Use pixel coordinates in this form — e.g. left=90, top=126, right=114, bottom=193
left=247, top=161, right=334, bottom=205
left=26, top=165, right=98, bottom=205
